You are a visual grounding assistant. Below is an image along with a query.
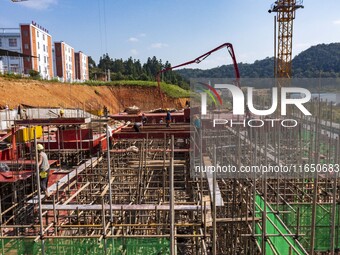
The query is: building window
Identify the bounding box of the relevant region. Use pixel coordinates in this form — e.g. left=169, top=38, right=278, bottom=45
left=23, top=30, right=28, bottom=37
left=43, top=44, right=45, bottom=52
left=38, top=42, right=40, bottom=49
left=8, top=38, right=17, bottom=47
left=44, top=56, right=46, bottom=63
left=38, top=54, right=40, bottom=61
left=10, top=64, right=19, bottom=72
left=46, top=45, right=48, bottom=52
left=43, top=34, right=45, bottom=40
left=26, top=57, right=30, bottom=62
left=24, top=44, right=29, bottom=50
left=39, top=66, right=41, bottom=72
left=0, top=39, right=2, bottom=47
left=37, top=31, right=39, bottom=37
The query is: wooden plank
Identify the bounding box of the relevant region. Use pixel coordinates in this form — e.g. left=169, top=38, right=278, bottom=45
left=110, top=148, right=191, bottom=153
left=216, top=217, right=261, bottom=223
left=100, top=177, right=115, bottom=197
left=63, top=182, right=90, bottom=205
left=203, top=156, right=224, bottom=207
left=39, top=204, right=210, bottom=211
left=203, top=195, right=212, bottom=227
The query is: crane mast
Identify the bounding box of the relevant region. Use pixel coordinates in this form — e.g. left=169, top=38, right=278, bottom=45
left=269, top=0, right=304, bottom=80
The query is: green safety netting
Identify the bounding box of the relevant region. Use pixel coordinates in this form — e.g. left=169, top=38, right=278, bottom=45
left=0, top=237, right=170, bottom=255
left=278, top=203, right=340, bottom=251
left=255, top=195, right=307, bottom=255
left=301, top=130, right=332, bottom=161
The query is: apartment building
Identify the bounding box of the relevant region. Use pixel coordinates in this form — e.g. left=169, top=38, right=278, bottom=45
left=74, top=51, right=89, bottom=82
left=20, top=22, right=53, bottom=79
left=1, top=21, right=89, bottom=82
left=54, top=41, right=75, bottom=82
left=0, top=28, right=23, bottom=74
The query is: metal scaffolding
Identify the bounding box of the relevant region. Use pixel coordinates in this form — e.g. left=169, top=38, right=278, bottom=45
left=0, top=98, right=339, bottom=254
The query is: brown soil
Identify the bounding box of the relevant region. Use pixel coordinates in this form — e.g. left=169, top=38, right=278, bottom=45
left=0, top=77, right=188, bottom=113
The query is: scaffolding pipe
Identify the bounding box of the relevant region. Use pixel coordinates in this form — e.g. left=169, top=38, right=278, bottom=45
left=34, top=128, right=45, bottom=255
left=330, top=138, right=339, bottom=254
left=106, top=125, right=114, bottom=230
left=170, top=135, right=175, bottom=255
left=212, top=144, right=217, bottom=255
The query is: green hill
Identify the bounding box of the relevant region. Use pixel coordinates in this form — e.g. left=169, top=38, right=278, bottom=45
left=293, top=43, right=340, bottom=78
left=176, top=43, right=340, bottom=79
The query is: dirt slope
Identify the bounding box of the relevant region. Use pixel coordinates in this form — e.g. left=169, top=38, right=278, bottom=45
left=0, top=77, right=187, bottom=113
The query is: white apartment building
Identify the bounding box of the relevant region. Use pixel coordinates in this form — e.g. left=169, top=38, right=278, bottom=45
left=0, top=28, right=23, bottom=74
left=20, top=22, right=54, bottom=79
left=75, top=51, right=89, bottom=82
left=54, top=41, right=75, bottom=82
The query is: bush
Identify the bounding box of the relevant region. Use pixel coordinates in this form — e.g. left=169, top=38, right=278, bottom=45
left=29, top=70, right=41, bottom=80
left=1, top=73, right=23, bottom=79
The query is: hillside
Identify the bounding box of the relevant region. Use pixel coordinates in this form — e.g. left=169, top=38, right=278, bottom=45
left=293, top=43, right=340, bottom=77
left=0, top=77, right=188, bottom=113
left=177, top=43, right=340, bottom=79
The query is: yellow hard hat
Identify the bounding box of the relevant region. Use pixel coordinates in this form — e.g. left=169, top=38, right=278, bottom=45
left=60, top=109, right=65, bottom=114
left=37, top=144, right=44, bottom=151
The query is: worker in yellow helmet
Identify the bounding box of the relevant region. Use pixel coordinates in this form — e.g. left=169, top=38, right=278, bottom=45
left=37, top=144, right=50, bottom=197
left=59, top=109, right=65, bottom=118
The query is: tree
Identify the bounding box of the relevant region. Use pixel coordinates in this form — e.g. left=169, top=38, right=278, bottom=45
left=98, top=53, right=113, bottom=71
left=88, top=56, right=96, bottom=68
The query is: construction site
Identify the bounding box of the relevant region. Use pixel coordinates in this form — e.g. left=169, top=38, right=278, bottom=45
left=0, top=0, right=339, bottom=255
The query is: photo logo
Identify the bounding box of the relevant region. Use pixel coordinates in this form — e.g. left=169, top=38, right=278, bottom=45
left=200, top=84, right=312, bottom=116
left=195, top=82, right=223, bottom=115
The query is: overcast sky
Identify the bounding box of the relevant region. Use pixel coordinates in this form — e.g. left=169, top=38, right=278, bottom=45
left=1, top=0, right=340, bottom=69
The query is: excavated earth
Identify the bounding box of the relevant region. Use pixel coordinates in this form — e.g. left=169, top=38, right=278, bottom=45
left=0, top=77, right=188, bottom=113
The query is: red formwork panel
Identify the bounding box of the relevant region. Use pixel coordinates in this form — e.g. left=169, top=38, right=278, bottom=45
left=112, top=131, right=191, bottom=140
left=110, top=112, right=186, bottom=124
left=184, top=108, right=190, bottom=122
left=0, top=171, right=32, bottom=183
left=39, top=134, right=107, bottom=153
left=56, top=128, right=93, bottom=142
left=0, top=148, right=12, bottom=160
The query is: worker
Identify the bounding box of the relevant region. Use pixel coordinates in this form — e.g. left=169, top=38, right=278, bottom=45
left=165, top=111, right=171, bottom=127
left=194, top=115, right=201, bottom=130
left=103, top=106, right=108, bottom=118
left=107, top=125, right=114, bottom=149
left=37, top=144, right=50, bottom=197
left=17, top=104, right=21, bottom=119
left=59, top=109, right=65, bottom=118
left=141, top=113, right=147, bottom=125
left=133, top=122, right=143, bottom=132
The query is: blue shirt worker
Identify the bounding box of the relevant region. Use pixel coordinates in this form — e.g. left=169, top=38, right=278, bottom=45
left=194, top=115, right=201, bottom=129
left=165, top=111, right=171, bottom=127
left=141, top=113, right=147, bottom=125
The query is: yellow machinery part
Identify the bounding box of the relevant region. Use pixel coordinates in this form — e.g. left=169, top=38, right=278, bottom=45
left=17, top=126, right=43, bottom=142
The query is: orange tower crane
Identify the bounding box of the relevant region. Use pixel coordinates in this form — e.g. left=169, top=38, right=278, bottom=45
left=269, top=0, right=304, bottom=80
